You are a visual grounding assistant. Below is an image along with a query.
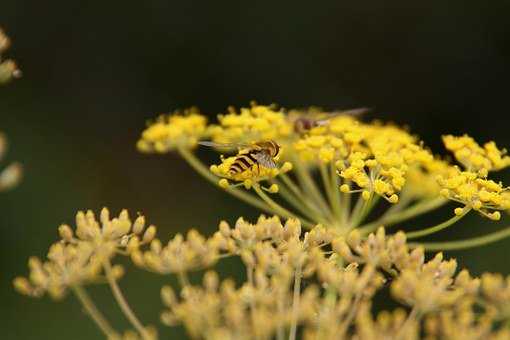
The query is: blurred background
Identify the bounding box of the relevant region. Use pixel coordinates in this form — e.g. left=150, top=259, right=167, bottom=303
left=1, top=1, right=510, bottom=339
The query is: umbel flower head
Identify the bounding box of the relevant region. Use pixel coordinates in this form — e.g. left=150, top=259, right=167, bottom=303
left=13, top=241, right=108, bottom=299
left=14, top=208, right=157, bottom=299
left=138, top=102, right=510, bottom=247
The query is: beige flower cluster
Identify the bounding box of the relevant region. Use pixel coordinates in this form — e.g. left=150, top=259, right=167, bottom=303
left=0, top=28, right=20, bottom=84
left=17, top=210, right=510, bottom=339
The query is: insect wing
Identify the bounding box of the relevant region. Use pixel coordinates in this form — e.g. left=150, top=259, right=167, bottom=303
left=252, top=152, right=277, bottom=169
left=316, top=107, right=371, bottom=126
left=198, top=141, right=252, bottom=151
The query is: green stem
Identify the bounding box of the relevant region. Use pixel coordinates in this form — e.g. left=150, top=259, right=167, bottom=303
left=273, top=178, right=328, bottom=225
left=378, top=192, right=412, bottom=220
left=319, top=163, right=342, bottom=223
left=410, top=224, right=510, bottom=251
left=179, top=148, right=272, bottom=214
left=349, top=193, right=369, bottom=228
left=406, top=208, right=471, bottom=239
left=177, top=271, right=190, bottom=288
left=289, top=266, right=302, bottom=340
left=396, top=307, right=418, bottom=340
left=358, top=197, right=447, bottom=234
left=292, top=156, right=333, bottom=219
left=358, top=195, right=380, bottom=227
left=280, top=174, right=327, bottom=219
left=340, top=181, right=351, bottom=228
left=253, top=185, right=314, bottom=228
left=330, top=161, right=343, bottom=223
left=72, top=286, right=119, bottom=338
left=104, top=261, right=150, bottom=340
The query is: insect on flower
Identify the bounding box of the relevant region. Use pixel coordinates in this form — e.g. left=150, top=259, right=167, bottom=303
left=199, top=140, right=280, bottom=175
left=289, top=107, right=370, bottom=134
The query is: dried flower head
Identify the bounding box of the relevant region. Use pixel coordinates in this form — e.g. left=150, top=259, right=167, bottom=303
left=13, top=242, right=106, bottom=299
left=15, top=208, right=156, bottom=299
left=0, top=132, right=22, bottom=191
left=0, top=28, right=20, bottom=84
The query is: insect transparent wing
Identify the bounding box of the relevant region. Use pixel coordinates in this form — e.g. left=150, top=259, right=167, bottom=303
left=198, top=141, right=252, bottom=150
left=334, top=107, right=371, bottom=117
left=316, top=108, right=371, bottom=125
left=252, top=152, right=277, bottom=169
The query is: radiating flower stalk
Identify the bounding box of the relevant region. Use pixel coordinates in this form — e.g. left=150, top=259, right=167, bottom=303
left=14, top=102, right=510, bottom=339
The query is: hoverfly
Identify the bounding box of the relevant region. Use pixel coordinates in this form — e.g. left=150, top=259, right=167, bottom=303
left=290, top=107, right=370, bottom=134
left=198, top=140, right=280, bottom=175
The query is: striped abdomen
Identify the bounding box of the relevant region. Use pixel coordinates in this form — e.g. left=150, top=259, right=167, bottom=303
left=228, top=152, right=259, bottom=175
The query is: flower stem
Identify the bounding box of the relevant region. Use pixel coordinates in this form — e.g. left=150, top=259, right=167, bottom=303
left=273, top=178, right=329, bottom=225
left=396, top=307, right=418, bottom=340
left=358, top=197, right=447, bottom=234
left=72, top=285, right=119, bottom=338
left=104, top=261, right=150, bottom=340
left=178, top=148, right=272, bottom=214
left=349, top=193, right=372, bottom=228
left=177, top=271, right=190, bottom=288
left=340, top=181, right=351, bottom=227
left=253, top=185, right=314, bottom=228
left=291, top=156, right=333, bottom=219
left=319, top=163, right=342, bottom=222
left=330, top=161, right=343, bottom=222
left=410, top=224, right=510, bottom=251
left=406, top=208, right=471, bottom=239
left=289, top=266, right=302, bottom=340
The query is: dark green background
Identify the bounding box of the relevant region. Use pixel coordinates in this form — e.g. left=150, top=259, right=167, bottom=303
left=1, top=1, right=510, bottom=339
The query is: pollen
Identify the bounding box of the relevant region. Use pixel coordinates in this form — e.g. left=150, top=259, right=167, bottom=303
left=137, top=108, right=207, bottom=152
left=207, top=103, right=293, bottom=145
left=219, top=178, right=230, bottom=189
left=443, top=135, right=510, bottom=172
left=437, top=167, right=510, bottom=219
left=268, top=184, right=279, bottom=193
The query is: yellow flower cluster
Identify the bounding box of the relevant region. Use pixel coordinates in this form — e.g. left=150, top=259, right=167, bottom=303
left=438, top=167, right=510, bottom=219
left=294, top=134, right=348, bottom=163
left=443, top=135, right=510, bottom=172
left=0, top=28, right=20, bottom=84
left=0, top=132, right=22, bottom=192
left=137, top=108, right=207, bottom=152
left=137, top=103, right=510, bottom=231
left=207, top=103, right=293, bottom=145
left=337, top=123, right=436, bottom=203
